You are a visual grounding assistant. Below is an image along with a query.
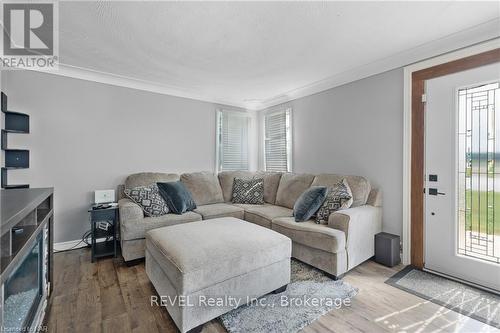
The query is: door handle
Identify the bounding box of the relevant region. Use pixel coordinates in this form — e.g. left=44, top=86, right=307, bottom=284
left=428, top=188, right=446, bottom=196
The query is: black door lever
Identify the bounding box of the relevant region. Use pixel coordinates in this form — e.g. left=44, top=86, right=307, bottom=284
left=428, top=188, right=446, bottom=196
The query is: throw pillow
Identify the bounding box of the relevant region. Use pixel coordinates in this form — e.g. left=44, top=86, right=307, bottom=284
left=293, top=186, right=328, bottom=222
left=124, top=184, right=169, bottom=217
left=157, top=181, right=197, bottom=214
left=315, top=179, right=353, bottom=224
left=232, top=178, right=265, bottom=204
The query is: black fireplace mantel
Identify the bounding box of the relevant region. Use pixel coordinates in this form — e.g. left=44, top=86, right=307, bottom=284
left=0, top=187, right=54, bottom=331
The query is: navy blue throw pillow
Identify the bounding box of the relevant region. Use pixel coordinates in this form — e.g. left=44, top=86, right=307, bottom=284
left=293, top=186, right=328, bottom=222
left=157, top=181, right=197, bottom=214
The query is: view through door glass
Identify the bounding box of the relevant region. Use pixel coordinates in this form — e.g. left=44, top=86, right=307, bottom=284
left=458, top=82, right=500, bottom=264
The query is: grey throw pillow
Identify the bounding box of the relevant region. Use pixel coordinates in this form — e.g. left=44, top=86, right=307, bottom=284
left=157, top=181, right=197, bottom=214
left=124, top=184, right=169, bottom=217
left=232, top=178, right=265, bottom=204
left=293, top=186, right=328, bottom=222
left=315, top=179, right=353, bottom=224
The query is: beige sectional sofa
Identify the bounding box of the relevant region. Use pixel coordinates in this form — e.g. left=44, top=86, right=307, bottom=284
left=118, top=171, right=382, bottom=278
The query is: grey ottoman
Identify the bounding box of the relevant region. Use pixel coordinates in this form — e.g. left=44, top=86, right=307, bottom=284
left=145, top=217, right=291, bottom=333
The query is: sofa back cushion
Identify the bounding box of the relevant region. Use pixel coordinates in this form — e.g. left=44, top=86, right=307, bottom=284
left=218, top=171, right=282, bottom=204
left=275, top=173, right=315, bottom=209
left=218, top=171, right=253, bottom=202
left=181, top=171, right=224, bottom=206
left=125, top=172, right=179, bottom=189
left=254, top=171, right=282, bottom=204
left=311, top=174, right=371, bottom=207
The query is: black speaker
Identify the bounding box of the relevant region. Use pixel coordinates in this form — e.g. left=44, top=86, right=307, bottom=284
left=375, top=232, right=401, bottom=267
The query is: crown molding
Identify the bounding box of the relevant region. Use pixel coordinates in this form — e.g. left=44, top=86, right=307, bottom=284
left=257, top=18, right=500, bottom=110
left=30, top=64, right=248, bottom=109
left=29, top=18, right=500, bottom=111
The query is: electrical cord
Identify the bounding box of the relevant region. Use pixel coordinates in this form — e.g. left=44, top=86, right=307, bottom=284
left=54, top=221, right=115, bottom=253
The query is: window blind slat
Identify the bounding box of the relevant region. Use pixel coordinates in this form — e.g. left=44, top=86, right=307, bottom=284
left=217, top=111, right=249, bottom=171
left=264, top=109, right=291, bottom=172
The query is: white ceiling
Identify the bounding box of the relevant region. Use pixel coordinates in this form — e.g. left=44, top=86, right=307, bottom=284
left=56, top=1, right=500, bottom=109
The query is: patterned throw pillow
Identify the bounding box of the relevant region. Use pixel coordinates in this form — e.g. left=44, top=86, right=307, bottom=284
left=124, top=184, right=169, bottom=217
left=315, top=179, right=353, bottom=224
left=232, top=178, right=265, bottom=204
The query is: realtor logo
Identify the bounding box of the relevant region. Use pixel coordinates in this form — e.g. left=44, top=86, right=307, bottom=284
left=1, top=2, right=58, bottom=69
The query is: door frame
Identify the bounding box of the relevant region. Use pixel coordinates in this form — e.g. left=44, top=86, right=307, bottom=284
left=402, top=40, right=500, bottom=267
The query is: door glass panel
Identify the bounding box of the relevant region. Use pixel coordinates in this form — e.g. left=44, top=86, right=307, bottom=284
left=457, top=81, right=500, bottom=264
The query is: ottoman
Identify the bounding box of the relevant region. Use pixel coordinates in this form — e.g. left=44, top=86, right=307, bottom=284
left=145, top=217, right=292, bottom=333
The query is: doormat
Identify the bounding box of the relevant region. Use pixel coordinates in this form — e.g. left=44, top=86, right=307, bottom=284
left=386, top=266, right=500, bottom=328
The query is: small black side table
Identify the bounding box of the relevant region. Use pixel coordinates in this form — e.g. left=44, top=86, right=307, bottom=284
left=88, top=204, right=119, bottom=262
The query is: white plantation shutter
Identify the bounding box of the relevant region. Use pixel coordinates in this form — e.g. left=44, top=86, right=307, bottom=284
left=217, top=110, right=250, bottom=171
left=264, top=108, right=292, bottom=172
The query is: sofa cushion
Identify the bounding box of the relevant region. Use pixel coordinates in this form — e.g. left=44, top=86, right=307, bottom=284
left=315, top=179, right=353, bottom=224
left=218, top=171, right=253, bottom=202
left=242, top=204, right=293, bottom=229
left=181, top=171, right=224, bottom=206
left=293, top=186, right=328, bottom=222
left=124, top=184, right=169, bottom=217
left=194, top=203, right=244, bottom=220
left=125, top=172, right=179, bottom=189
left=272, top=217, right=346, bottom=254
left=232, top=178, right=264, bottom=204
left=121, top=211, right=202, bottom=240
left=275, top=173, right=315, bottom=209
left=311, top=174, right=371, bottom=207
left=254, top=171, right=282, bottom=204
left=145, top=217, right=291, bottom=294
left=157, top=181, right=197, bottom=214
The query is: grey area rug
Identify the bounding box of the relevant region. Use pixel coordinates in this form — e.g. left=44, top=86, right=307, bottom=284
left=386, top=266, right=500, bottom=328
left=220, top=259, right=358, bottom=333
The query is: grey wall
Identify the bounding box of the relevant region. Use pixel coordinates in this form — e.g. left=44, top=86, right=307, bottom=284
left=260, top=69, right=404, bottom=236
left=2, top=68, right=404, bottom=242
left=1, top=70, right=245, bottom=243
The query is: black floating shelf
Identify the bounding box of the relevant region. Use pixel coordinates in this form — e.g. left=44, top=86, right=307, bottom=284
left=1, top=92, right=7, bottom=112
left=5, top=150, right=29, bottom=168
left=4, top=112, right=29, bottom=133
left=1, top=92, right=30, bottom=189
left=1, top=130, right=6, bottom=150
left=1, top=168, right=28, bottom=189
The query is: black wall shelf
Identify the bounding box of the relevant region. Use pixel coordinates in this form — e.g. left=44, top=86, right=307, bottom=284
left=1, top=92, right=30, bottom=189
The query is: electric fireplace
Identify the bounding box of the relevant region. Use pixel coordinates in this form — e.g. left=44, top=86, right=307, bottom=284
left=1, top=188, right=54, bottom=331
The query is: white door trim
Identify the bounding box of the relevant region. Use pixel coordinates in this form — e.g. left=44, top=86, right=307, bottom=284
left=402, top=38, right=500, bottom=265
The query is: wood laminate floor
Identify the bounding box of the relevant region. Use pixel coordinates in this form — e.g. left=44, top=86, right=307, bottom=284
left=46, top=248, right=498, bottom=333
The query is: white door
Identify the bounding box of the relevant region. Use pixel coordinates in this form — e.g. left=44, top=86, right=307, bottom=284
left=425, top=62, right=500, bottom=292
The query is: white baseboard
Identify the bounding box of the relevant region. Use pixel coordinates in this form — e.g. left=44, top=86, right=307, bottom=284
left=54, top=237, right=109, bottom=252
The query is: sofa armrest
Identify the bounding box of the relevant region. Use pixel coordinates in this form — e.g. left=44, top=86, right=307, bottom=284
left=328, top=205, right=382, bottom=270
left=118, top=198, right=144, bottom=222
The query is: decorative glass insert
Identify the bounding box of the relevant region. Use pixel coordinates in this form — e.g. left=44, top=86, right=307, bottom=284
left=457, top=81, right=500, bottom=264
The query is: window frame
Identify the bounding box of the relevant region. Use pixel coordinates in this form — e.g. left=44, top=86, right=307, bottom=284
left=215, top=108, right=251, bottom=172
left=262, top=106, right=293, bottom=173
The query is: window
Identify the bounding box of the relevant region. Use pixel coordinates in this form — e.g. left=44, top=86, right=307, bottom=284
left=216, top=110, right=250, bottom=171
left=264, top=108, right=292, bottom=172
